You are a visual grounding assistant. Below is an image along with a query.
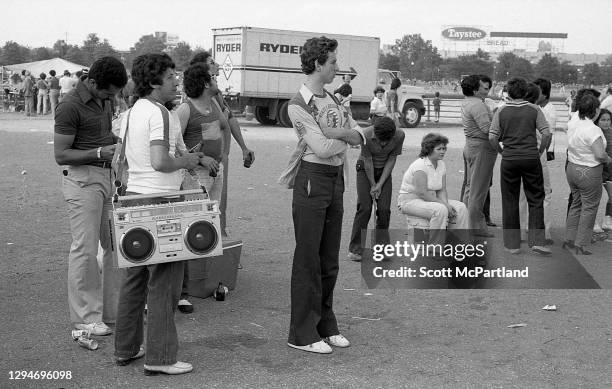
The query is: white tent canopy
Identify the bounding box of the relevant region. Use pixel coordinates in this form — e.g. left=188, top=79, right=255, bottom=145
left=3, top=58, right=88, bottom=76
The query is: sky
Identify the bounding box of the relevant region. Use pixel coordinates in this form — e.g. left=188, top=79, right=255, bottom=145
left=1, top=0, right=608, bottom=55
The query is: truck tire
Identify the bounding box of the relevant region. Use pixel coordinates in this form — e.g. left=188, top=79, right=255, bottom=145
left=255, top=106, right=277, bottom=126
left=402, top=102, right=421, bottom=128
left=277, top=101, right=292, bottom=127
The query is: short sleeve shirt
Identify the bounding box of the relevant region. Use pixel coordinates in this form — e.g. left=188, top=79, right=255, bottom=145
left=399, top=157, right=445, bottom=197
left=119, top=99, right=184, bottom=194
left=567, top=118, right=606, bottom=167
left=54, top=82, right=114, bottom=150
left=359, top=127, right=404, bottom=168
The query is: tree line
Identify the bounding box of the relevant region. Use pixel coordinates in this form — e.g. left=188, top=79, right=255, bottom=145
left=380, top=34, right=612, bottom=85
left=2, top=33, right=612, bottom=84
left=0, top=33, right=199, bottom=71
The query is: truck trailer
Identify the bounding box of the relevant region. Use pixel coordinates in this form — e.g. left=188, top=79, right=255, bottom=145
left=212, top=26, right=425, bottom=127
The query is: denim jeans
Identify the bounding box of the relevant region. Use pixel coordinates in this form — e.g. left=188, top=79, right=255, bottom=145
left=114, top=195, right=185, bottom=365
left=288, top=161, right=343, bottom=346
left=565, top=162, right=603, bottom=247
left=500, top=158, right=545, bottom=249
left=348, top=164, right=392, bottom=255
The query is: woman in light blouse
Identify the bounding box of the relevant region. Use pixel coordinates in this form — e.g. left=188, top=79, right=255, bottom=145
left=565, top=94, right=612, bottom=255
left=398, top=133, right=468, bottom=244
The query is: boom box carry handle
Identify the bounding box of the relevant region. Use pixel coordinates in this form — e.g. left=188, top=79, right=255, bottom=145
left=116, top=189, right=207, bottom=202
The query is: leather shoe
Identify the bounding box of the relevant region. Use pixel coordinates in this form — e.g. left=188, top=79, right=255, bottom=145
left=485, top=220, right=497, bottom=227
left=325, top=334, right=350, bottom=348
left=178, top=299, right=194, bottom=314
left=144, top=361, right=193, bottom=376
left=116, top=346, right=145, bottom=366
left=287, top=340, right=332, bottom=354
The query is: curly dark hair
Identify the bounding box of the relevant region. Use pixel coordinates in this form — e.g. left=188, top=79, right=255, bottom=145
left=183, top=63, right=212, bottom=98
left=507, top=77, right=528, bottom=100
left=576, top=94, right=600, bottom=120
left=390, top=78, right=401, bottom=90
left=373, top=116, right=396, bottom=141
left=460, top=75, right=480, bottom=97
left=131, top=53, right=175, bottom=98
left=524, top=82, right=540, bottom=104
left=533, top=78, right=551, bottom=99
left=49, top=69, right=56, bottom=77
left=190, top=50, right=212, bottom=66
left=373, top=85, right=385, bottom=95
left=571, top=88, right=601, bottom=112
left=300, top=36, right=338, bottom=75
left=39, top=73, right=46, bottom=80
left=419, top=133, right=449, bottom=158
left=595, top=108, right=611, bottom=126
left=88, top=56, right=127, bottom=90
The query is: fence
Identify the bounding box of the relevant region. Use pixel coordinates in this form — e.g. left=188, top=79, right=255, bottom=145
left=420, top=97, right=571, bottom=130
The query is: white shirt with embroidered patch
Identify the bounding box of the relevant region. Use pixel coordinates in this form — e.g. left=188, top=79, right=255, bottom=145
left=287, top=84, right=363, bottom=166
left=120, top=99, right=186, bottom=194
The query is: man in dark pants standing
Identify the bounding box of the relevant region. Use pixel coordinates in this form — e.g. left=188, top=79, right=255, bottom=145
left=348, top=116, right=403, bottom=261
left=489, top=77, right=551, bottom=255
left=282, top=36, right=365, bottom=354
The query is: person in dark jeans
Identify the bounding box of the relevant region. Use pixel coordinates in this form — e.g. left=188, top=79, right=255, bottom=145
left=489, top=77, right=551, bottom=255
left=348, top=116, right=404, bottom=261
left=282, top=36, right=365, bottom=354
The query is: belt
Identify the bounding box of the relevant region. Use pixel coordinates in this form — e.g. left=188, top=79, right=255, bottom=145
left=89, top=161, right=112, bottom=169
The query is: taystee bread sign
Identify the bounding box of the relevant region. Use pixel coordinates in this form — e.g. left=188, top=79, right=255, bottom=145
left=442, top=27, right=486, bottom=41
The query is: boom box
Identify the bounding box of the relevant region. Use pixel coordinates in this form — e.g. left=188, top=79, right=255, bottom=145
left=109, top=190, right=222, bottom=268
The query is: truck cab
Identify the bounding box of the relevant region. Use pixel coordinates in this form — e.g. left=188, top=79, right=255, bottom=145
left=377, top=69, right=426, bottom=128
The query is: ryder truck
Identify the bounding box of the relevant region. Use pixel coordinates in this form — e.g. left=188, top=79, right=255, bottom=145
left=212, top=26, right=425, bottom=127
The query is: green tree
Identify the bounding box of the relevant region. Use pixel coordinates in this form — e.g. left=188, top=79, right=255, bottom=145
left=81, top=33, right=101, bottom=65
left=444, top=54, right=493, bottom=80
left=32, top=47, right=54, bottom=61
left=64, top=46, right=85, bottom=66
left=379, top=52, right=399, bottom=71
left=93, top=39, right=118, bottom=61
left=169, top=42, right=193, bottom=71
left=132, top=35, right=167, bottom=57
left=582, top=63, right=601, bottom=85
left=393, top=34, right=442, bottom=81
left=535, top=53, right=561, bottom=82
left=559, top=61, right=578, bottom=84
left=0, top=41, right=30, bottom=65
left=495, top=52, right=534, bottom=80
left=53, top=39, right=68, bottom=58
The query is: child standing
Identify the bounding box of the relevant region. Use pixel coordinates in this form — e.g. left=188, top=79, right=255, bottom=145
left=432, top=92, right=441, bottom=123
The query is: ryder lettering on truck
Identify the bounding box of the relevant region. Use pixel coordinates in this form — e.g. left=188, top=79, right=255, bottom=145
left=260, top=43, right=303, bottom=54
left=217, top=43, right=241, bottom=52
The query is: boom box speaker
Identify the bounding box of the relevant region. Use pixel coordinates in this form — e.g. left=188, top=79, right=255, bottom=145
left=109, top=190, right=222, bottom=268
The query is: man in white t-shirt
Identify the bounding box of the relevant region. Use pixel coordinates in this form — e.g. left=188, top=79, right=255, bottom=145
left=114, top=53, right=202, bottom=376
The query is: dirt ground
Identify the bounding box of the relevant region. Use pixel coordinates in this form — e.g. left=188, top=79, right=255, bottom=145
left=0, top=114, right=610, bottom=389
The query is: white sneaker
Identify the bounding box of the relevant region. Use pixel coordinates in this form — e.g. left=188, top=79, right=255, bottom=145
left=287, top=340, right=332, bottom=354
left=74, top=322, right=112, bottom=336
left=347, top=252, right=362, bottom=262
left=602, top=216, right=612, bottom=231
left=325, top=334, right=350, bottom=348
left=593, top=223, right=604, bottom=234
